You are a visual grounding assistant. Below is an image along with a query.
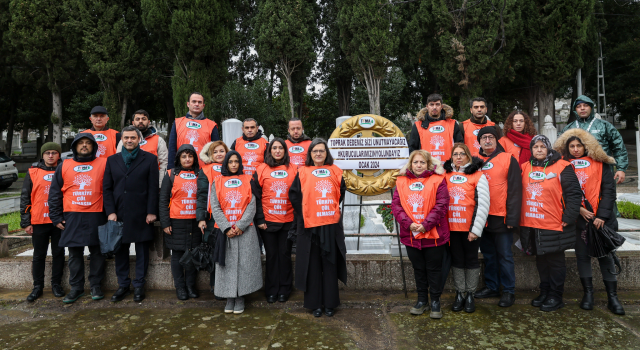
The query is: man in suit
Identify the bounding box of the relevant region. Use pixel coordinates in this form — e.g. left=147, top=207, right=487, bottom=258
left=103, top=125, right=159, bottom=302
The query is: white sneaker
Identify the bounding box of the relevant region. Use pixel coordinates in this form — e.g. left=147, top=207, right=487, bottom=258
left=225, top=298, right=235, bottom=314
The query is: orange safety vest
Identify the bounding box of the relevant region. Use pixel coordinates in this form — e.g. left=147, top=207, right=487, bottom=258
left=200, top=162, right=223, bottom=214
left=520, top=160, right=570, bottom=231
left=462, top=119, right=495, bottom=157
left=168, top=169, right=198, bottom=219
left=416, top=120, right=456, bottom=161
left=298, top=164, right=343, bottom=228
left=81, top=128, right=119, bottom=159
left=570, top=156, right=603, bottom=215
left=28, top=167, right=55, bottom=224
left=61, top=158, right=107, bottom=213
left=478, top=152, right=514, bottom=217
left=214, top=174, right=252, bottom=227
left=175, top=117, right=217, bottom=168
left=498, top=137, right=522, bottom=160
left=396, top=175, right=441, bottom=241
left=445, top=171, right=484, bottom=232
left=285, top=139, right=312, bottom=168
left=140, top=134, right=160, bottom=169
left=256, top=163, right=297, bottom=223
left=235, top=137, right=268, bottom=176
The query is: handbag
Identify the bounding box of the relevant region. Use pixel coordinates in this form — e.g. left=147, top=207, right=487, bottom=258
left=98, top=220, right=124, bottom=258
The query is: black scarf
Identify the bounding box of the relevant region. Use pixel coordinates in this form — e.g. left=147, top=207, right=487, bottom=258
left=242, top=130, right=264, bottom=142
left=221, top=151, right=244, bottom=176
left=287, top=133, right=312, bottom=144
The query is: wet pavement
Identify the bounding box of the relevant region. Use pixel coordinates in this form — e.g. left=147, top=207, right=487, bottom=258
left=0, top=290, right=638, bottom=349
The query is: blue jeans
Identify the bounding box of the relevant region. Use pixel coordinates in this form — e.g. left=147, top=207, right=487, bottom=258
left=479, top=228, right=516, bottom=294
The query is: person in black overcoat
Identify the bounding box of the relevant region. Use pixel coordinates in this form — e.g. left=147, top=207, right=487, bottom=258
left=103, top=126, right=159, bottom=302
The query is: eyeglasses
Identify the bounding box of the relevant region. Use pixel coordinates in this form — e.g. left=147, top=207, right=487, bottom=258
left=452, top=153, right=466, bottom=158
left=480, top=135, right=495, bottom=141
left=43, top=151, right=58, bottom=156
left=311, top=149, right=326, bottom=154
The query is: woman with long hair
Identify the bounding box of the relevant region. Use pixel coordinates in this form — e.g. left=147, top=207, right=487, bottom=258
left=554, top=129, right=624, bottom=315
left=499, top=110, right=537, bottom=164
left=251, top=137, right=297, bottom=303
left=392, top=150, right=450, bottom=319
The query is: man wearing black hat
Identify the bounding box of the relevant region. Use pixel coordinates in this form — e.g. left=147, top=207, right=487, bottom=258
left=48, top=133, right=108, bottom=303
left=20, top=142, right=65, bottom=302
left=473, top=126, right=521, bottom=308
left=81, top=106, right=121, bottom=159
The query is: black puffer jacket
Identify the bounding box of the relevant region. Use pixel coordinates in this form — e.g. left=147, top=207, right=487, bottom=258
left=159, top=144, right=202, bottom=251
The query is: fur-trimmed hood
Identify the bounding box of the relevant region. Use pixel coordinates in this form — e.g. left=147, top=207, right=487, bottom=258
left=416, top=104, right=454, bottom=121
left=399, top=152, right=445, bottom=176
left=443, top=156, right=484, bottom=174
left=199, top=141, right=216, bottom=164
left=553, top=128, right=615, bottom=164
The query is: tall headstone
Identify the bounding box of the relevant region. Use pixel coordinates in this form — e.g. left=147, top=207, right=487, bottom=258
left=336, top=116, right=361, bottom=234
left=542, top=115, right=557, bottom=145
left=222, top=118, right=243, bottom=147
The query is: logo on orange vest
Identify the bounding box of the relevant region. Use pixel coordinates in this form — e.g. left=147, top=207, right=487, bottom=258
left=43, top=174, right=54, bottom=182
left=179, top=173, right=196, bottom=180
left=449, top=175, right=468, bottom=184
left=224, top=179, right=242, bottom=188
left=529, top=171, right=546, bottom=181
left=406, top=193, right=424, bottom=212
left=571, top=159, right=591, bottom=169
left=473, top=129, right=480, bottom=136
left=139, top=139, right=147, bottom=146
left=271, top=170, right=288, bottom=179
left=408, top=182, right=424, bottom=191
left=212, top=164, right=222, bottom=172
left=482, top=163, right=493, bottom=170
left=358, top=116, right=375, bottom=128
left=315, top=180, right=332, bottom=198
left=526, top=183, right=543, bottom=200
left=94, top=133, right=107, bottom=142
left=449, top=186, right=466, bottom=204
left=186, top=121, right=201, bottom=129
left=73, top=165, right=93, bottom=172
left=428, top=125, right=445, bottom=133
left=311, top=169, right=330, bottom=178
left=244, top=142, right=259, bottom=150
left=289, top=146, right=304, bottom=154
left=270, top=181, right=288, bottom=198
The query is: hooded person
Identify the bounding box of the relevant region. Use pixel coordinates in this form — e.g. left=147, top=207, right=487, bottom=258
left=159, top=144, right=202, bottom=300
left=210, top=150, right=263, bottom=315
left=553, top=128, right=624, bottom=315
left=48, top=133, right=108, bottom=304
left=408, top=94, right=464, bottom=160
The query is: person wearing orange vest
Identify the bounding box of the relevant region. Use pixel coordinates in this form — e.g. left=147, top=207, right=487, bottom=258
left=230, top=118, right=268, bottom=176
left=474, top=126, right=521, bottom=308
left=116, top=109, right=168, bottom=187
left=81, top=106, right=121, bottom=159
left=167, top=92, right=220, bottom=170
left=285, top=118, right=312, bottom=167
left=210, top=151, right=263, bottom=315
left=461, top=97, right=495, bottom=157
left=47, top=133, right=108, bottom=304
left=408, top=93, right=463, bottom=161
left=159, top=144, right=202, bottom=301
left=196, top=140, right=228, bottom=298
left=554, top=129, right=624, bottom=315
left=289, top=139, right=346, bottom=318
left=20, top=142, right=65, bottom=302
left=251, top=138, right=298, bottom=304
left=519, top=135, right=581, bottom=312
left=443, top=143, right=490, bottom=313
left=498, top=110, right=536, bottom=165
left=392, top=150, right=450, bottom=319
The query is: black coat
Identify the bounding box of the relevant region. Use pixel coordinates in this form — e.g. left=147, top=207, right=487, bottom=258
left=103, top=149, right=159, bottom=243
left=20, top=159, right=60, bottom=228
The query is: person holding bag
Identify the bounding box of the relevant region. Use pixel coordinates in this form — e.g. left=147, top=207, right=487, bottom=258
left=392, top=150, right=450, bottom=319
left=159, top=144, right=202, bottom=300
left=554, top=129, right=624, bottom=315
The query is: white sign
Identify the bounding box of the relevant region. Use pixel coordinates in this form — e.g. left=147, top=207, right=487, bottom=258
left=334, top=159, right=407, bottom=170
left=328, top=137, right=408, bottom=148
left=330, top=148, right=410, bottom=159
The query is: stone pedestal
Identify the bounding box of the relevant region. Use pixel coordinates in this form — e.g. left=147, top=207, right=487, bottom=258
left=222, top=118, right=243, bottom=146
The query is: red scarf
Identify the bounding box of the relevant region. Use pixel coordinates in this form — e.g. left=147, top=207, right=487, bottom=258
left=507, top=129, right=533, bottom=164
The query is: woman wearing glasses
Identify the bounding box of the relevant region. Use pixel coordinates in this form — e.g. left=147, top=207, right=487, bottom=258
left=520, top=135, right=581, bottom=312
left=289, top=138, right=346, bottom=318
left=443, top=143, right=490, bottom=313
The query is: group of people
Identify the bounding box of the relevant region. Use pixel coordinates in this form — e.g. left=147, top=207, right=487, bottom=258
left=398, top=93, right=628, bottom=318
left=19, top=91, right=628, bottom=319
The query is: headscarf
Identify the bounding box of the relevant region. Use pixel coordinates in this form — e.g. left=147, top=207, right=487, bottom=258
left=221, top=150, right=244, bottom=176
left=530, top=135, right=560, bottom=166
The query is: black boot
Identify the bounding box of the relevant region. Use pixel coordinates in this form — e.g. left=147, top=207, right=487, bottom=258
left=603, top=280, right=625, bottom=315
left=451, top=291, right=465, bottom=312
left=27, top=286, right=43, bottom=302
left=429, top=298, right=442, bottom=319
left=531, top=292, right=548, bottom=307
left=464, top=292, right=475, bottom=313
left=579, top=278, right=594, bottom=310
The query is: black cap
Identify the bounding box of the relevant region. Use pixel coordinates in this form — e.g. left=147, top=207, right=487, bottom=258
left=90, top=106, right=108, bottom=115
left=476, top=126, right=499, bottom=142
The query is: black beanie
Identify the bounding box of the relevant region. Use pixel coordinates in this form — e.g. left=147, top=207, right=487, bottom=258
left=476, top=126, right=499, bottom=143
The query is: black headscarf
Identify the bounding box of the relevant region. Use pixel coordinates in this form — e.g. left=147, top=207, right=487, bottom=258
left=221, top=150, right=244, bottom=176
left=529, top=135, right=561, bottom=166
left=174, top=144, right=199, bottom=173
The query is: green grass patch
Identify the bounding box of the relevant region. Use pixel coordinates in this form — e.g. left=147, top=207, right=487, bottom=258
left=0, top=193, right=18, bottom=199
left=618, top=200, right=640, bottom=220
left=360, top=214, right=365, bottom=228
left=18, top=173, right=26, bottom=178
left=0, top=212, right=21, bottom=232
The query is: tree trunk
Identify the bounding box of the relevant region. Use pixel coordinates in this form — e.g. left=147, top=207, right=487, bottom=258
left=51, top=89, right=63, bottom=145
left=120, top=95, right=128, bottom=130
left=337, top=75, right=352, bottom=116
left=5, top=104, right=16, bottom=154
left=536, top=86, right=554, bottom=132
left=527, top=83, right=537, bottom=119
left=286, top=74, right=295, bottom=119
left=22, top=128, right=28, bottom=143
left=164, top=91, right=175, bottom=126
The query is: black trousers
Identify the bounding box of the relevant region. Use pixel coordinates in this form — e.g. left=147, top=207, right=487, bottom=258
left=450, top=231, right=480, bottom=269
left=406, top=244, right=446, bottom=301
left=115, top=241, right=150, bottom=289
left=31, top=224, right=64, bottom=287
left=304, top=243, right=340, bottom=309
left=536, top=251, right=566, bottom=299
left=170, top=250, right=197, bottom=289
left=68, top=245, right=106, bottom=291
left=260, top=227, right=293, bottom=296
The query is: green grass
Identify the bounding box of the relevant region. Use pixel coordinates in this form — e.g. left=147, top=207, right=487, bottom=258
left=360, top=214, right=365, bottom=228
left=0, top=194, right=18, bottom=199
left=18, top=173, right=26, bottom=178
left=0, top=212, right=21, bottom=232
left=618, top=200, right=640, bottom=220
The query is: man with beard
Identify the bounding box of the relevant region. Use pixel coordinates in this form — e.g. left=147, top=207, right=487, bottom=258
left=409, top=94, right=464, bottom=161
left=117, top=110, right=168, bottom=187
left=230, top=118, right=268, bottom=176
left=284, top=118, right=312, bottom=168
left=462, top=97, right=495, bottom=157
